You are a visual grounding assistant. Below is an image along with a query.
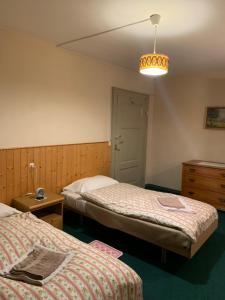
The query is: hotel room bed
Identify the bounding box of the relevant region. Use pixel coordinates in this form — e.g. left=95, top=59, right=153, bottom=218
left=63, top=176, right=218, bottom=259
left=0, top=209, right=142, bottom=300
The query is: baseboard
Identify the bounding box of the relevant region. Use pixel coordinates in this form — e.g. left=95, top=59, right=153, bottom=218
left=145, top=184, right=181, bottom=195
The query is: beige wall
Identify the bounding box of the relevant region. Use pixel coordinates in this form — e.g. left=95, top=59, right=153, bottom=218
left=0, top=27, right=153, bottom=148
left=146, top=76, right=225, bottom=190
left=5, top=27, right=224, bottom=191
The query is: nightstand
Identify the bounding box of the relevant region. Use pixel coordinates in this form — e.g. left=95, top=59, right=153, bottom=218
left=13, top=192, right=64, bottom=229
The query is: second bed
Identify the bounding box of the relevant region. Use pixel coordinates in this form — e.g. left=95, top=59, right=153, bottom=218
left=62, top=176, right=218, bottom=259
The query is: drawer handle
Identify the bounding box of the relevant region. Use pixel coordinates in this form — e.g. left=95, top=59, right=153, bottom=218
left=221, top=184, right=225, bottom=188
left=218, top=198, right=225, bottom=203
left=189, top=179, right=195, bottom=183
left=188, top=191, right=195, bottom=196
left=189, top=168, right=196, bottom=173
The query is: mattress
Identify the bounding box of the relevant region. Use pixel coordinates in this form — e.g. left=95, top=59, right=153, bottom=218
left=62, top=191, right=86, bottom=214
left=85, top=202, right=217, bottom=258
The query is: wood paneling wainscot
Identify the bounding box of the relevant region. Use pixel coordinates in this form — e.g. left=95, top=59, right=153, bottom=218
left=0, top=142, right=111, bottom=205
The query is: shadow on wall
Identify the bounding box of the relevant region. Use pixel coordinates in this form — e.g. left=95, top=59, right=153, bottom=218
left=148, top=164, right=182, bottom=191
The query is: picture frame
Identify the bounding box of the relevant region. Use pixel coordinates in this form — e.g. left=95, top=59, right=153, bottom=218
left=205, top=106, right=225, bottom=129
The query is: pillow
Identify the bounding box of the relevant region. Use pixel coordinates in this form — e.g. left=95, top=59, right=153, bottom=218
left=0, top=203, right=21, bottom=218
left=63, top=177, right=91, bottom=193
left=63, top=175, right=119, bottom=194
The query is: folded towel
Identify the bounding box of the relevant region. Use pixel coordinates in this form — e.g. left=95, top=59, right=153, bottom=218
left=157, top=196, right=195, bottom=214
left=157, top=196, right=185, bottom=208
left=2, top=245, right=73, bottom=286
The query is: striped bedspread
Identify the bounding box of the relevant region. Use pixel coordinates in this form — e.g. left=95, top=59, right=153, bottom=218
left=82, top=183, right=218, bottom=242
left=0, top=212, right=142, bottom=300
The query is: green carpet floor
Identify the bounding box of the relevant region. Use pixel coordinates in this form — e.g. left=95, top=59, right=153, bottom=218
left=63, top=211, right=225, bottom=300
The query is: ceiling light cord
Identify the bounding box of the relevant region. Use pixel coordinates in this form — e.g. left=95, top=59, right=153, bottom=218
left=56, top=18, right=150, bottom=47
left=153, top=25, right=157, bottom=54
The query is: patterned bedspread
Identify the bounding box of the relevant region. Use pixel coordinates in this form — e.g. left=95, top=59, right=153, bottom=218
left=0, top=212, right=142, bottom=300
left=82, top=183, right=218, bottom=242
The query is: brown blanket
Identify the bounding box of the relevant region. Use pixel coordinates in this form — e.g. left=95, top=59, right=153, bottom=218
left=4, top=245, right=73, bottom=286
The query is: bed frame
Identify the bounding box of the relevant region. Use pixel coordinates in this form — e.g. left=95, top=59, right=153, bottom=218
left=65, top=201, right=218, bottom=260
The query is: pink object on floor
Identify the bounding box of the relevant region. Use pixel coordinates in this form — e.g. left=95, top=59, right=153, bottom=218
left=89, top=240, right=123, bottom=258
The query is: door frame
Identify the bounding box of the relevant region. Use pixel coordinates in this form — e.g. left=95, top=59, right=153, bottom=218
left=111, top=87, right=149, bottom=183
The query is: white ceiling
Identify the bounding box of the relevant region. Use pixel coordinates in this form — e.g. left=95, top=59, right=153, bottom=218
left=0, top=0, right=225, bottom=75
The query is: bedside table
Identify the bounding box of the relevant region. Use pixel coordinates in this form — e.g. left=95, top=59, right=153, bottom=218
left=13, top=192, right=64, bottom=229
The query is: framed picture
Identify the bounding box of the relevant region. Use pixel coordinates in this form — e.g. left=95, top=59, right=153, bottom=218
left=205, top=107, right=225, bottom=129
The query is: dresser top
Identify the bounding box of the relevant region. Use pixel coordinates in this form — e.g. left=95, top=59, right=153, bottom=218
left=183, top=160, right=225, bottom=169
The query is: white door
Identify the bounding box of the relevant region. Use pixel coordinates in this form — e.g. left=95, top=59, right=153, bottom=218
left=111, top=87, right=149, bottom=187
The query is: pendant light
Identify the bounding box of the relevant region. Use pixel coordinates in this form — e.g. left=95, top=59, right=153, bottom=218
left=139, top=14, right=169, bottom=76
left=56, top=13, right=169, bottom=76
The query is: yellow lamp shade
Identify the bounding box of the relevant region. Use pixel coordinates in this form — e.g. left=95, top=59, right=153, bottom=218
left=139, top=53, right=169, bottom=76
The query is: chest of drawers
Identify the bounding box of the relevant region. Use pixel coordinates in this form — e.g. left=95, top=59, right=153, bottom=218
left=181, top=160, right=225, bottom=211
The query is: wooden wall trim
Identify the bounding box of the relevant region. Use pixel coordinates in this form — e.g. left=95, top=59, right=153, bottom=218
left=0, top=141, right=109, bottom=151
left=0, top=142, right=111, bottom=205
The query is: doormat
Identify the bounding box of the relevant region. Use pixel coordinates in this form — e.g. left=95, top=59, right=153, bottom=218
left=89, top=240, right=123, bottom=259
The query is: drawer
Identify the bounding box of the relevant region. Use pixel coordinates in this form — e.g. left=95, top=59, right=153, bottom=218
left=182, top=187, right=225, bottom=210
left=183, top=164, right=225, bottom=180
left=183, top=175, right=225, bottom=194
left=40, top=213, right=62, bottom=229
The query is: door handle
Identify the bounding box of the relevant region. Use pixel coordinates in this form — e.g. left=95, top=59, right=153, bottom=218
left=114, top=144, right=120, bottom=151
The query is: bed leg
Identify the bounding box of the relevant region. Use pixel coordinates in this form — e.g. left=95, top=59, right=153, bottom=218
left=161, top=248, right=167, bottom=264
left=79, top=215, right=84, bottom=226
